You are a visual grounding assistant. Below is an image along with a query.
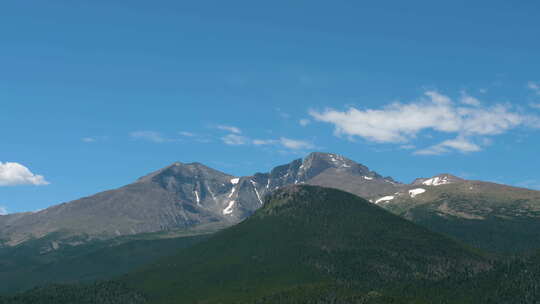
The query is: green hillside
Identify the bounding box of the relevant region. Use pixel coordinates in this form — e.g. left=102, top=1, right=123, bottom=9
left=0, top=231, right=209, bottom=294
left=5, top=185, right=540, bottom=303
left=124, top=185, right=489, bottom=304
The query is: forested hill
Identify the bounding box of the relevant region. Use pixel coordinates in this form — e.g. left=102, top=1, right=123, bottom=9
left=2, top=186, right=540, bottom=303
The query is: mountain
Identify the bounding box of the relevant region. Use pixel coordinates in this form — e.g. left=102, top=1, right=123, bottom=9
left=0, top=162, right=243, bottom=246
left=0, top=152, right=399, bottom=247
left=2, top=152, right=540, bottom=254
left=5, top=186, right=540, bottom=303
left=121, top=185, right=489, bottom=304
left=373, top=174, right=540, bottom=252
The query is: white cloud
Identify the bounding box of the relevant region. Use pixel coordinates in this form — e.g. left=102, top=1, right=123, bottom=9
left=400, top=144, right=416, bottom=150
left=179, top=131, right=195, bottom=137
left=276, top=108, right=291, bottom=119
left=458, top=105, right=524, bottom=135
left=252, top=138, right=314, bottom=150
left=82, top=137, right=96, bottom=143
left=221, top=134, right=248, bottom=145
left=460, top=91, right=481, bottom=106
left=178, top=131, right=214, bottom=143
left=310, top=90, right=538, bottom=154
left=130, top=131, right=173, bottom=143
left=299, top=119, right=310, bottom=126
left=310, top=91, right=461, bottom=143
left=0, top=162, right=49, bottom=186
left=253, top=139, right=278, bottom=145
left=279, top=138, right=315, bottom=150
left=425, top=90, right=452, bottom=105
left=528, top=81, right=540, bottom=95
left=217, top=125, right=242, bottom=134
left=415, top=137, right=481, bottom=155
left=82, top=136, right=107, bottom=143
left=0, top=206, right=7, bottom=215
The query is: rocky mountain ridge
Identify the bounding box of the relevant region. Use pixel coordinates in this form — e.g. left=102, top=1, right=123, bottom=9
left=0, top=152, right=399, bottom=246
left=2, top=152, right=540, bottom=253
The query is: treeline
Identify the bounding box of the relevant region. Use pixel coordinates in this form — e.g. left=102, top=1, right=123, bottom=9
left=0, top=282, right=146, bottom=304
left=2, top=251, right=540, bottom=303
left=246, top=253, right=540, bottom=304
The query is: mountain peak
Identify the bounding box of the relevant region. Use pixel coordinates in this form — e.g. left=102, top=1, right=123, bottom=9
left=301, top=152, right=367, bottom=176
left=136, top=161, right=231, bottom=184
left=304, top=152, right=353, bottom=166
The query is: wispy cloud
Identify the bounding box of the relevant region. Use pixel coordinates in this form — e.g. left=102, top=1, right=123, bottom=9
left=217, top=125, right=242, bottom=134
left=460, top=91, right=481, bottom=106
left=215, top=122, right=316, bottom=150
left=415, top=137, right=481, bottom=155
left=81, top=136, right=108, bottom=143
left=528, top=81, right=540, bottom=95
left=299, top=118, right=310, bottom=126
left=179, top=131, right=196, bottom=137
left=252, top=139, right=278, bottom=146
left=0, top=162, right=49, bottom=186
left=82, top=137, right=97, bottom=143
left=0, top=206, right=7, bottom=215
left=276, top=108, right=291, bottom=119
left=399, top=144, right=416, bottom=150
left=130, top=131, right=175, bottom=143
left=221, top=134, right=249, bottom=145
left=279, top=138, right=315, bottom=150
left=253, top=137, right=315, bottom=150
left=179, top=131, right=214, bottom=143
left=310, top=90, right=539, bottom=155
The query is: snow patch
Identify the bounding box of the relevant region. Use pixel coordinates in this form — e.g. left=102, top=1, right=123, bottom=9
left=250, top=180, right=264, bottom=205
left=194, top=191, right=200, bottom=205
left=375, top=196, right=395, bottom=204
left=230, top=178, right=240, bottom=185
left=206, top=184, right=216, bottom=201
left=364, top=176, right=373, bottom=180
left=228, top=186, right=236, bottom=198
left=422, top=176, right=450, bottom=186
left=408, top=188, right=426, bottom=198
left=223, top=200, right=235, bottom=215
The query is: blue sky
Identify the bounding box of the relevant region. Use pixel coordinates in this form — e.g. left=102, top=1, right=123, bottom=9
left=1, top=0, right=540, bottom=214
